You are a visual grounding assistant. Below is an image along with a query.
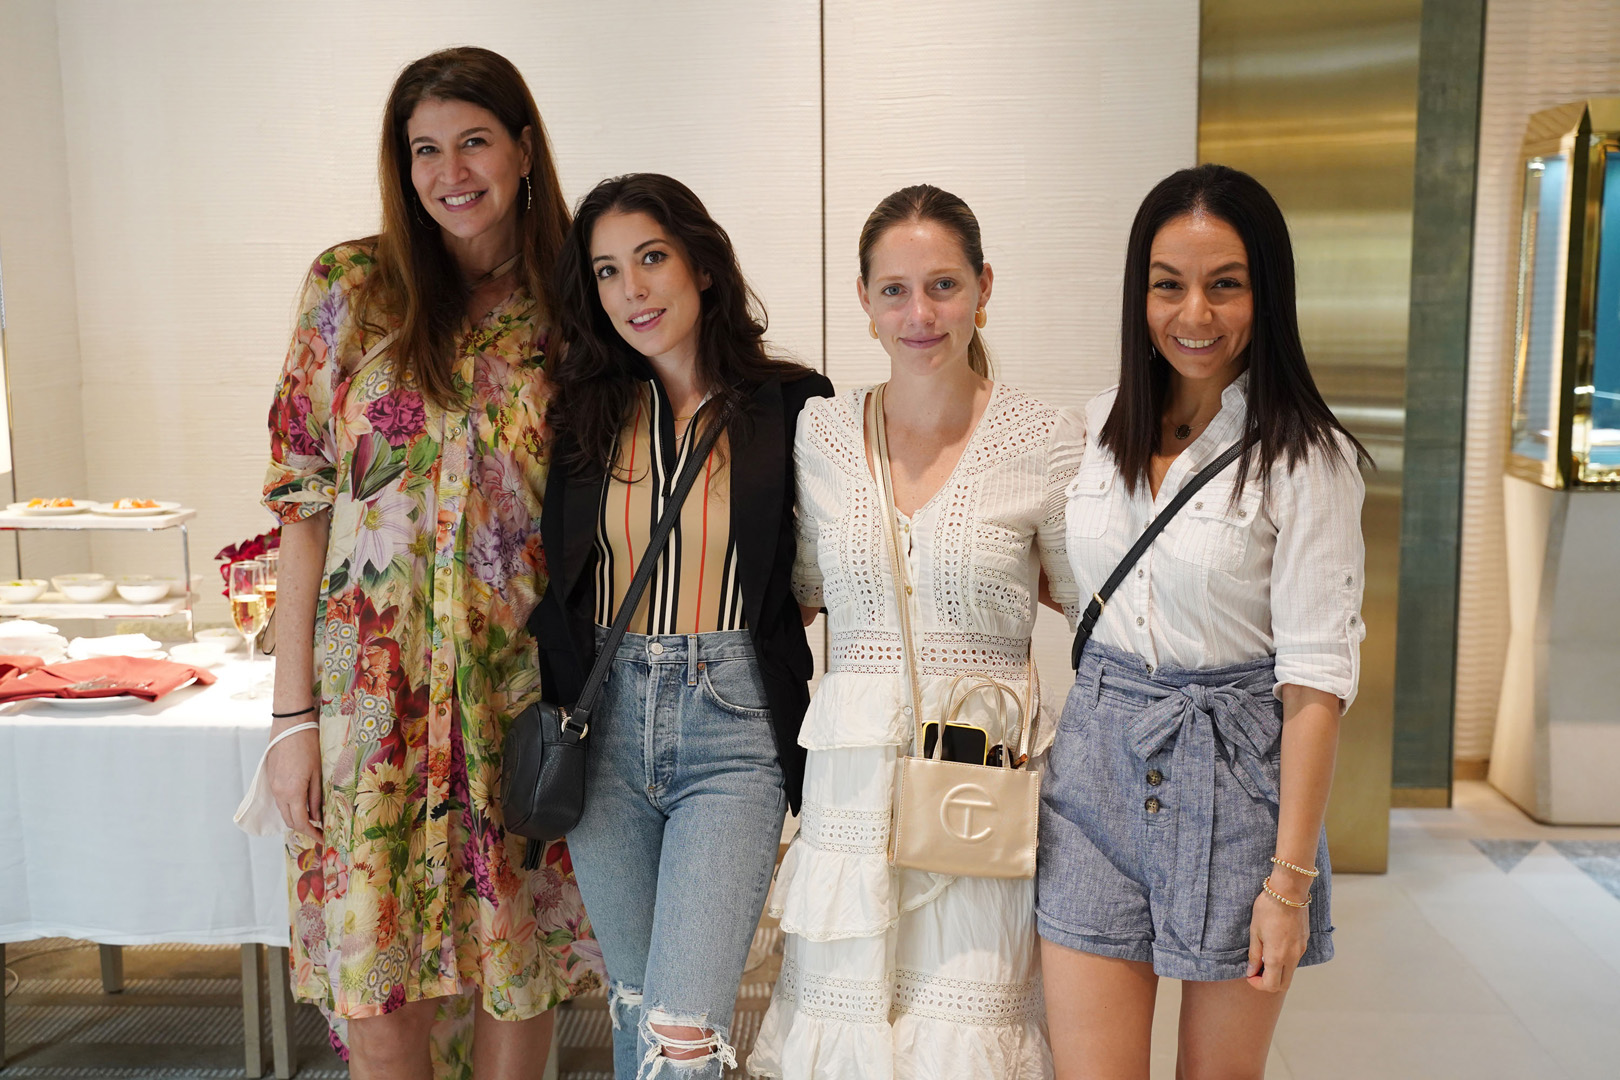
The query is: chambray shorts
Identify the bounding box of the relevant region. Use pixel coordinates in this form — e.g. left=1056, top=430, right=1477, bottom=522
left=1036, top=641, right=1333, bottom=981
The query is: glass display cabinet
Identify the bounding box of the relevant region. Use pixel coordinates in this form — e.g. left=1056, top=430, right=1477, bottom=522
left=1508, top=97, right=1620, bottom=487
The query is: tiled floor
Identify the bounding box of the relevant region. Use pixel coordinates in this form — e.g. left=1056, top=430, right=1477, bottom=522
left=5, top=780, right=1618, bottom=1077
left=1154, top=780, right=1620, bottom=1080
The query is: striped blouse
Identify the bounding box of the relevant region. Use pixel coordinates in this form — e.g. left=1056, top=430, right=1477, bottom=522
left=594, top=380, right=745, bottom=634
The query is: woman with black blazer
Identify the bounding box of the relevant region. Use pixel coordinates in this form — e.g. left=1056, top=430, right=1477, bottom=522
left=532, top=172, right=832, bottom=1078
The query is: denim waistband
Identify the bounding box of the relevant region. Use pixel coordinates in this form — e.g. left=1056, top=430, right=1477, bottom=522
left=1075, top=639, right=1276, bottom=695
left=593, top=626, right=758, bottom=667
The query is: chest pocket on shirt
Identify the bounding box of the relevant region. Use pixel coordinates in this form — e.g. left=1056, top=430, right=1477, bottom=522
left=1066, top=462, right=1115, bottom=540
left=1166, top=480, right=1262, bottom=573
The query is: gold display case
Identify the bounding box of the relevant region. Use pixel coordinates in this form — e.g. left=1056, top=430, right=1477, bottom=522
left=1508, top=98, right=1620, bottom=488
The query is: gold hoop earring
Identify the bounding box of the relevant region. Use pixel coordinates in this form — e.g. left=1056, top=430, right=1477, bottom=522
left=974, top=308, right=987, bottom=329
left=869, top=320, right=879, bottom=340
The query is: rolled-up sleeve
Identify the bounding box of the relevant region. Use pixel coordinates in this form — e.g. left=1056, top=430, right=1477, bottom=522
left=790, top=405, right=825, bottom=610
left=262, top=261, right=342, bottom=523
left=1038, top=406, right=1086, bottom=630
left=1269, top=434, right=1367, bottom=712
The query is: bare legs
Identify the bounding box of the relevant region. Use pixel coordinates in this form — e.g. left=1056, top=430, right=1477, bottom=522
left=346, top=999, right=557, bottom=1080
left=1043, top=939, right=1287, bottom=1080
left=473, top=1006, right=557, bottom=1077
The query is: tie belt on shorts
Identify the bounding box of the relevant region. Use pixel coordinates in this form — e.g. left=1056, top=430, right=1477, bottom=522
left=1087, top=648, right=1282, bottom=950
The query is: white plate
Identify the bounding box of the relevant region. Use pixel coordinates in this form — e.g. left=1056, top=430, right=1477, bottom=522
left=24, top=676, right=199, bottom=710
left=7, top=501, right=87, bottom=516
left=87, top=501, right=181, bottom=517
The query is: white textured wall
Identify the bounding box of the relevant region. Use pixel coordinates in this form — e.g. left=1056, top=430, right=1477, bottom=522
left=822, top=0, right=1201, bottom=683
left=5, top=1, right=1197, bottom=634
left=0, top=0, right=91, bottom=580
left=1455, top=0, right=1620, bottom=762
left=42, top=0, right=820, bottom=620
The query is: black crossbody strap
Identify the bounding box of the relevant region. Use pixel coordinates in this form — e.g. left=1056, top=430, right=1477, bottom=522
left=568, top=407, right=728, bottom=727
left=1070, top=441, right=1247, bottom=670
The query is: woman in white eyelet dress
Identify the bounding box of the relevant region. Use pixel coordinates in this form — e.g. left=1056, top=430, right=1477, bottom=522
left=748, top=184, right=1083, bottom=1080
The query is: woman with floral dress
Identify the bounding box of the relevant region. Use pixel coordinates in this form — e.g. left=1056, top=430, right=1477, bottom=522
left=749, top=185, right=1081, bottom=1079
left=262, top=48, right=599, bottom=1080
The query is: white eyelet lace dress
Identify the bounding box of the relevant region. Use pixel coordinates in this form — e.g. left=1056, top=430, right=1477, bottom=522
left=748, top=384, right=1083, bottom=1080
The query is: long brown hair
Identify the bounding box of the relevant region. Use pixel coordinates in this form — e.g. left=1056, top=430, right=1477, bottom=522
left=857, top=184, right=993, bottom=378
left=548, top=173, right=811, bottom=477
left=359, top=47, right=569, bottom=406
left=1099, top=164, right=1369, bottom=496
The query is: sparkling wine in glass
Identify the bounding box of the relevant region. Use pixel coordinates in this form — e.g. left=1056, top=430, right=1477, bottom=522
left=256, top=550, right=278, bottom=615
left=230, top=560, right=267, bottom=662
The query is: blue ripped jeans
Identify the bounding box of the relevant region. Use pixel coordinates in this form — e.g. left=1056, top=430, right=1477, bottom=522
left=566, top=628, right=787, bottom=1078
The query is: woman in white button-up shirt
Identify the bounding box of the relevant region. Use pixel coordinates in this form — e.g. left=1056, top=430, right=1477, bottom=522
left=1037, top=164, right=1369, bottom=1079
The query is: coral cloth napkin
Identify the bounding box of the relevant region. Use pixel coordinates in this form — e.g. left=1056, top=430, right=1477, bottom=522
left=0, top=654, right=216, bottom=703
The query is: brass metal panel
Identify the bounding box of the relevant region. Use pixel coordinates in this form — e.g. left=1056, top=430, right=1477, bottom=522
left=1201, top=0, right=1421, bottom=872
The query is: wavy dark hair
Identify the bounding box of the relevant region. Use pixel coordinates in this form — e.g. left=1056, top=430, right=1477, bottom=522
left=548, top=173, right=809, bottom=476
left=858, top=184, right=992, bottom=378
left=357, top=47, right=570, bottom=406
left=1099, top=163, right=1369, bottom=496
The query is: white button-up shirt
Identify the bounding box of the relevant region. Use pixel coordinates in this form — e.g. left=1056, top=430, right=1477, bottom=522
left=1063, top=375, right=1366, bottom=711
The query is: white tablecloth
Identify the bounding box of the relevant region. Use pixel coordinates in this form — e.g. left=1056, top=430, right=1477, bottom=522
left=0, top=659, right=290, bottom=946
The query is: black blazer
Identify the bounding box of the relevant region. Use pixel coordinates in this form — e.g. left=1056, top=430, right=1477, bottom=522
left=531, top=368, right=834, bottom=811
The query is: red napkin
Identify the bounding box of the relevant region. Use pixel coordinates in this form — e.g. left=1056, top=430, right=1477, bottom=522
left=0, top=654, right=217, bottom=703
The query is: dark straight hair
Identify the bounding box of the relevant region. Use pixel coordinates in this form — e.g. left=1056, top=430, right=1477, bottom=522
left=547, top=172, right=809, bottom=477
left=1098, top=163, right=1369, bottom=496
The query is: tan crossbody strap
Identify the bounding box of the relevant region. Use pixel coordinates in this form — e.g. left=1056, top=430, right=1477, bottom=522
left=866, top=385, right=1036, bottom=764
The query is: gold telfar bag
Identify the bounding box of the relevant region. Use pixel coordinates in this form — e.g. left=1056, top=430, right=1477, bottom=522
left=869, top=386, right=1041, bottom=880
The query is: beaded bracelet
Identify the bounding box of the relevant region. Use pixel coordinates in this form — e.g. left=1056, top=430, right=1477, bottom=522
left=1262, top=875, right=1311, bottom=908
left=271, top=705, right=316, bottom=720
left=1269, top=854, right=1321, bottom=879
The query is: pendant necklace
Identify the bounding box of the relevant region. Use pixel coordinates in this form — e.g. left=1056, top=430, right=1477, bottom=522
left=468, top=253, right=520, bottom=288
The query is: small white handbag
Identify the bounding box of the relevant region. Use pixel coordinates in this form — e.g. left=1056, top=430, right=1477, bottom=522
left=233, top=721, right=319, bottom=836
left=868, top=385, right=1041, bottom=880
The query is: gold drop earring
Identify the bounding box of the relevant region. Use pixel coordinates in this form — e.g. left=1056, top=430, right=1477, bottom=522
left=869, top=320, right=879, bottom=339
left=974, top=308, right=988, bottom=329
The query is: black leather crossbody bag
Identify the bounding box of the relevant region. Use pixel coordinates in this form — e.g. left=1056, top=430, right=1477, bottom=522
left=501, top=409, right=728, bottom=857
left=1071, top=442, right=1246, bottom=669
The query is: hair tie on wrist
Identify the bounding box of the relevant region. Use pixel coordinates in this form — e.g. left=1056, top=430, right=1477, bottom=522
left=271, top=705, right=317, bottom=719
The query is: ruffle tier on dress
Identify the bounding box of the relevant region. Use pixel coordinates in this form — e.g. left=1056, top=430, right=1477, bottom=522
left=747, top=671, right=1053, bottom=1079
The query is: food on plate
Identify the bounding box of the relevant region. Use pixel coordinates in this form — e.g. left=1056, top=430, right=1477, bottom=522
left=26, top=497, right=76, bottom=508
left=111, top=498, right=160, bottom=510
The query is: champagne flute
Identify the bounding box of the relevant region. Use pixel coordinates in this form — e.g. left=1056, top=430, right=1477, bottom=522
left=256, top=550, right=279, bottom=616
left=230, top=559, right=268, bottom=664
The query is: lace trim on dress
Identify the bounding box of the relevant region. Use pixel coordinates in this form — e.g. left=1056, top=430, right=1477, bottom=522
left=800, top=799, right=890, bottom=855
left=827, top=630, right=1029, bottom=675
left=775, top=954, right=892, bottom=1025
left=892, top=969, right=1044, bottom=1027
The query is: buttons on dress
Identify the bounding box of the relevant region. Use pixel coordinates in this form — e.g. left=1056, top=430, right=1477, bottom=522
left=1237, top=508, right=1247, bottom=518
left=1146, top=769, right=1164, bottom=786
left=1137, top=569, right=1144, bottom=578
left=1144, top=797, right=1162, bottom=814
left=1194, top=501, right=1203, bottom=511
left=1136, top=616, right=1145, bottom=627
left=648, top=641, right=665, bottom=655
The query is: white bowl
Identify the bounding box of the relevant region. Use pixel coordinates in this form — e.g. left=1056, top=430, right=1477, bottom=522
left=0, top=579, right=49, bottom=603
left=116, top=575, right=171, bottom=603
left=195, top=627, right=244, bottom=651
left=168, top=641, right=231, bottom=668
left=51, top=574, right=115, bottom=603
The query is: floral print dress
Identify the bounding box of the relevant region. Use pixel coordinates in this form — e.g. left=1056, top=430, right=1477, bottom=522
left=263, top=243, right=601, bottom=1057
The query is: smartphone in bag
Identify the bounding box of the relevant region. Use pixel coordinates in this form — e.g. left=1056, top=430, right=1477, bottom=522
left=920, top=720, right=998, bottom=766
